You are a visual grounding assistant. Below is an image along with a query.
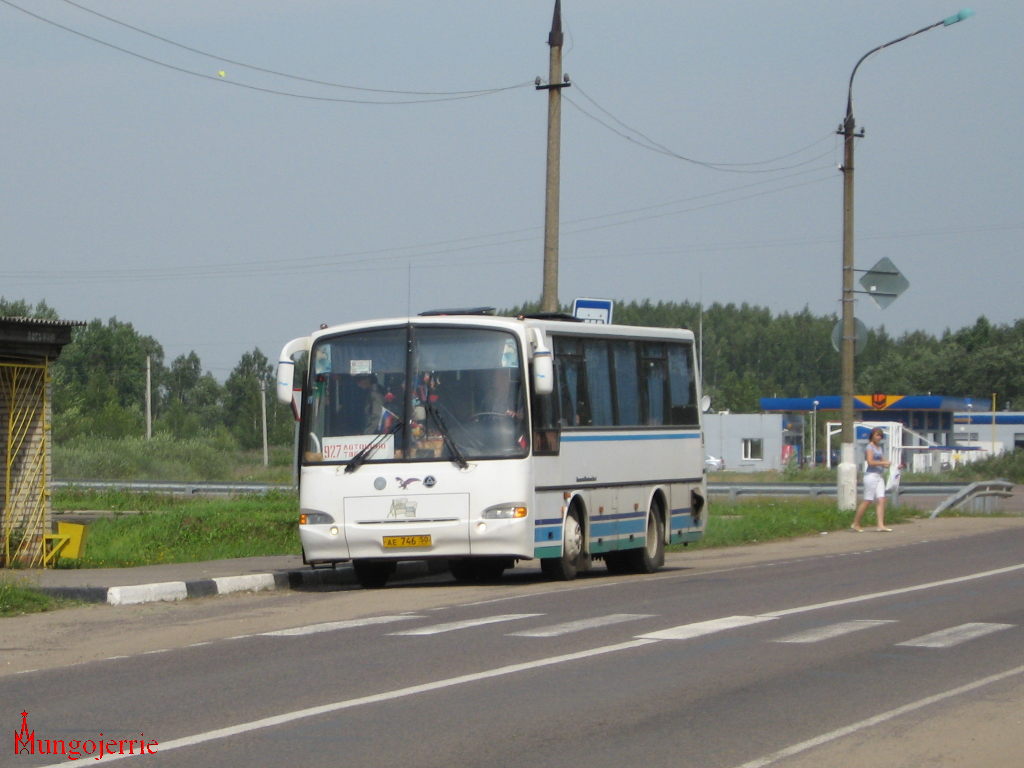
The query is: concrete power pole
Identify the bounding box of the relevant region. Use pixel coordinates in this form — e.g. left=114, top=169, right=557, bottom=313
left=260, top=381, right=269, bottom=467
left=538, top=0, right=570, bottom=313
left=145, top=355, right=152, bottom=440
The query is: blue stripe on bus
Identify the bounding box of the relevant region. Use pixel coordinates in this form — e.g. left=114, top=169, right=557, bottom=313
left=535, top=507, right=703, bottom=556
left=560, top=433, right=700, bottom=443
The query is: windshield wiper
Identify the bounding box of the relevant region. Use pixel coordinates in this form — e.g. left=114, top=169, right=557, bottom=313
left=424, top=402, right=469, bottom=469
left=345, top=420, right=404, bottom=474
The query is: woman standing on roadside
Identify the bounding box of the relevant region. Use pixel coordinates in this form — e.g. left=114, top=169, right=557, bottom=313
left=852, top=427, right=893, bottom=532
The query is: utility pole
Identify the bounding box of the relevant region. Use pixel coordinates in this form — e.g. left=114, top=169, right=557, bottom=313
left=538, top=0, right=570, bottom=313
left=260, top=381, right=269, bottom=467
left=836, top=9, right=973, bottom=510
left=145, top=355, right=152, bottom=440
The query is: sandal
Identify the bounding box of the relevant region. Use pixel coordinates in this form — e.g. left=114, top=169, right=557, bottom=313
left=876, top=527, right=893, bottom=532
left=850, top=525, right=863, bottom=533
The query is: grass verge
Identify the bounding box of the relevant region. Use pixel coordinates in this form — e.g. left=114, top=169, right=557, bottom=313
left=55, top=490, right=301, bottom=568
left=0, top=577, right=72, bottom=617
left=676, top=498, right=921, bottom=550
left=0, top=491, right=928, bottom=617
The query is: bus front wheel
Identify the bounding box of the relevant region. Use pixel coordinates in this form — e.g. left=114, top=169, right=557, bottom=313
left=541, top=508, right=582, bottom=581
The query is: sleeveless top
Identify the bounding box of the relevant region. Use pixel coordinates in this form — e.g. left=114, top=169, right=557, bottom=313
left=866, top=443, right=885, bottom=474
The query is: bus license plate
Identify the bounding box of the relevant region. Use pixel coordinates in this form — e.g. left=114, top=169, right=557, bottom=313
left=382, top=535, right=432, bottom=548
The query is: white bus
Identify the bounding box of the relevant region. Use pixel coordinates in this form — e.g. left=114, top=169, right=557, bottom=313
left=276, top=310, right=708, bottom=588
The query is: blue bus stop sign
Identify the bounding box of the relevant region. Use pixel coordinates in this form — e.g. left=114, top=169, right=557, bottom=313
left=571, top=297, right=614, bottom=324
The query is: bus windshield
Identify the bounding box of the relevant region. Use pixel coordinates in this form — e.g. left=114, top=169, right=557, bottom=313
left=305, top=325, right=527, bottom=465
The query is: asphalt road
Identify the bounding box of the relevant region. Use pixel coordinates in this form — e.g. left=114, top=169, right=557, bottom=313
left=5, top=518, right=1023, bottom=768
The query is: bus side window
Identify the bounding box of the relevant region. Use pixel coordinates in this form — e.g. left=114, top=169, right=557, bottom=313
left=667, top=344, right=699, bottom=426
left=554, top=337, right=591, bottom=427
left=640, top=343, right=669, bottom=426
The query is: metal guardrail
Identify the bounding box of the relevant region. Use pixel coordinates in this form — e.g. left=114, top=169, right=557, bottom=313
left=52, top=480, right=293, bottom=495
left=928, top=480, right=1015, bottom=518
left=55, top=479, right=976, bottom=500
left=707, top=481, right=966, bottom=502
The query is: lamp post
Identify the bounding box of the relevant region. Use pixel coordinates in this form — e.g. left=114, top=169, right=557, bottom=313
left=836, top=9, right=974, bottom=510
left=811, top=400, right=820, bottom=468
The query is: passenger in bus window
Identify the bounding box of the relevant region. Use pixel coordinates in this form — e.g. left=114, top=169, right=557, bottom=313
left=353, top=374, right=385, bottom=434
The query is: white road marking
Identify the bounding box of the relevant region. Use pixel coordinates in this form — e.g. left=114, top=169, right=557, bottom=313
left=729, top=663, right=1024, bottom=768
left=897, top=622, right=1014, bottom=648
left=637, top=615, right=777, bottom=640
left=24, top=561, right=1020, bottom=765
left=760, top=563, right=1024, bottom=618
left=508, top=613, right=655, bottom=637
left=774, top=620, right=897, bottom=644
left=390, top=613, right=542, bottom=635
left=31, top=638, right=660, bottom=767
left=262, top=614, right=425, bottom=637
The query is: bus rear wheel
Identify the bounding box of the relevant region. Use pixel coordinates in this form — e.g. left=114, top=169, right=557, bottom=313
left=541, top=508, right=582, bottom=581
left=625, top=509, right=665, bottom=574
left=353, top=560, right=396, bottom=589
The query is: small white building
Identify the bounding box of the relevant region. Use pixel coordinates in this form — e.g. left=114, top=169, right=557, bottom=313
left=950, top=411, right=1024, bottom=461
left=702, top=412, right=790, bottom=473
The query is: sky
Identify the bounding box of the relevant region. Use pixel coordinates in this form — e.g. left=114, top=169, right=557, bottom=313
left=2, top=1, right=1021, bottom=380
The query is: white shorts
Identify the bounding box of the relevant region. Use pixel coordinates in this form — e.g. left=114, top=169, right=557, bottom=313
left=863, top=472, right=886, bottom=501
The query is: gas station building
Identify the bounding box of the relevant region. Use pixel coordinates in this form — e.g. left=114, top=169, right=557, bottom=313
left=703, top=394, right=1019, bottom=473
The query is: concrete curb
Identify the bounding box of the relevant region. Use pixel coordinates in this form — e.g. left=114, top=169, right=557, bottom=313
left=37, top=560, right=446, bottom=605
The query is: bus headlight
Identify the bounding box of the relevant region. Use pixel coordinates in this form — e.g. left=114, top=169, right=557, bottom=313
left=299, top=510, right=335, bottom=525
left=482, top=503, right=528, bottom=520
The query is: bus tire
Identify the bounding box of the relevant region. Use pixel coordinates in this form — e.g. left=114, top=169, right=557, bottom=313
left=626, top=508, right=665, bottom=574
left=541, top=508, right=582, bottom=581
left=353, top=560, right=395, bottom=589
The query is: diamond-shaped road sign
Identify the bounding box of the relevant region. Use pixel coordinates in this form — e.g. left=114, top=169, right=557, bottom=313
left=859, top=257, right=910, bottom=309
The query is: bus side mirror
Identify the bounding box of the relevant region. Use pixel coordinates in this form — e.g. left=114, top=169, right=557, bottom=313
left=276, top=360, right=295, bottom=406
left=701, top=395, right=712, bottom=413
left=532, top=350, right=553, bottom=396
left=276, top=336, right=309, bottom=406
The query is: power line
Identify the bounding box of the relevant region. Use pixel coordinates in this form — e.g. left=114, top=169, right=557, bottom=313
left=567, top=82, right=835, bottom=173
left=1, top=0, right=530, bottom=104
left=0, top=170, right=840, bottom=285
left=54, top=0, right=527, bottom=97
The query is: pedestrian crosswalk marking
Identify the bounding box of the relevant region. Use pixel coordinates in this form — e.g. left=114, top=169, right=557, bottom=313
left=509, top=613, right=655, bottom=637
left=263, top=614, right=425, bottom=637
left=774, top=620, right=897, bottom=644
left=390, top=613, right=543, bottom=636
left=896, top=622, right=1014, bottom=648
left=637, top=615, right=777, bottom=641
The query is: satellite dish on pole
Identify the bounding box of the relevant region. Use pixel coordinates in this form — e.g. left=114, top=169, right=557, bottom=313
left=859, top=257, right=910, bottom=309
left=832, top=318, right=868, bottom=355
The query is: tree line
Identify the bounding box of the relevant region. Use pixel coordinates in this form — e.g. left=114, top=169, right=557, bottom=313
left=4, top=296, right=1021, bottom=449
left=1, top=298, right=293, bottom=449
left=511, top=299, right=1024, bottom=414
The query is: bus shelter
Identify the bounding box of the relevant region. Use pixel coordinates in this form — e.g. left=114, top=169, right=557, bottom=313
left=1, top=317, right=81, bottom=567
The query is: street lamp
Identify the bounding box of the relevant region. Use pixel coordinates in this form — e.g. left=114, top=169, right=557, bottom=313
left=836, top=9, right=974, bottom=510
